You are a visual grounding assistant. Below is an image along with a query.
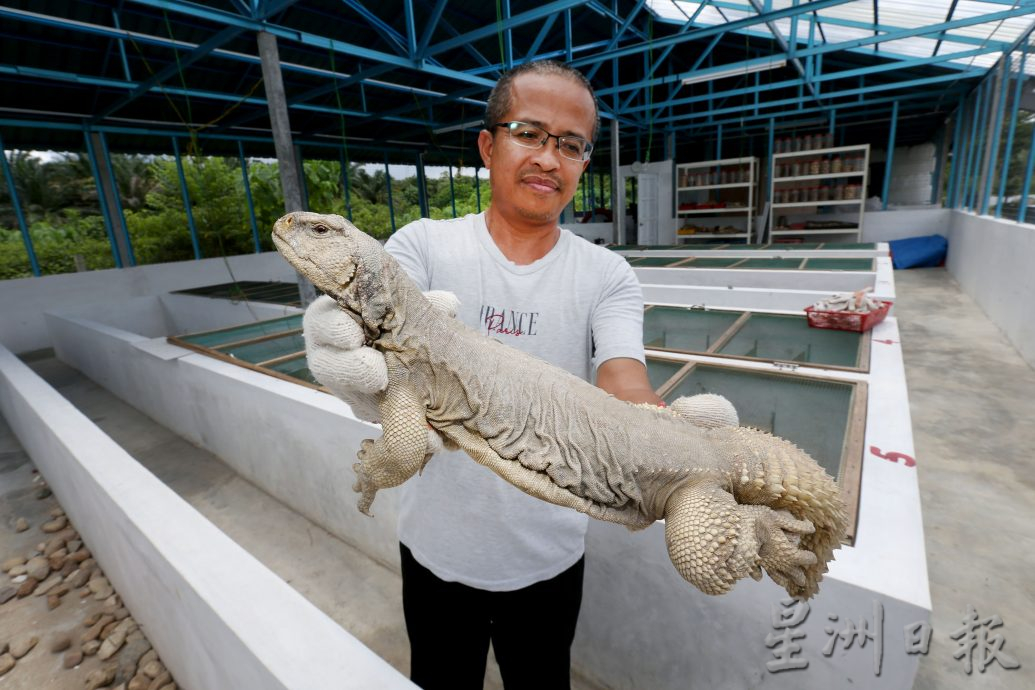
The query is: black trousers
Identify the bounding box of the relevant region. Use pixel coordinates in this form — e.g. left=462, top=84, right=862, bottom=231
left=400, top=543, right=585, bottom=690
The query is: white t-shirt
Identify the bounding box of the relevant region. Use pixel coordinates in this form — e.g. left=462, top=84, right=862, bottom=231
left=385, top=212, right=645, bottom=591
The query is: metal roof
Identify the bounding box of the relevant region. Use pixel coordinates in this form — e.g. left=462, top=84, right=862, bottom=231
left=1, top=0, right=1034, bottom=164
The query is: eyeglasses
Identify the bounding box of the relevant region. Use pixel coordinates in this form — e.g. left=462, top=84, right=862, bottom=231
left=490, top=121, right=594, bottom=162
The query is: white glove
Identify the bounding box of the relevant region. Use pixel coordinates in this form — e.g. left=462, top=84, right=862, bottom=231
left=669, top=393, right=739, bottom=428
left=304, top=291, right=462, bottom=452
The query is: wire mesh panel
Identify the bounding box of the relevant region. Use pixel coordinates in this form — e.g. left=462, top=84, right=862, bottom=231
left=803, top=258, right=875, bottom=271
left=717, top=313, right=862, bottom=368
left=266, top=356, right=318, bottom=384
left=644, top=307, right=741, bottom=352
left=221, top=332, right=305, bottom=364
left=176, top=314, right=302, bottom=349
left=682, top=257, right=744, bottom=267
left=626, top=256, right=688, bottom=267
left=733, top=257, right=803, bottom=269
left=174, top=281, right=302, bottom=306
left=663, top=365, right=857, bottom=481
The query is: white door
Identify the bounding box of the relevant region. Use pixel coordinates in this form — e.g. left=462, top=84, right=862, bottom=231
left=637, top=173, right=659, bottom=245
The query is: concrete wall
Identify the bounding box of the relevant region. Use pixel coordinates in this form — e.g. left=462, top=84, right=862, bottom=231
left=0, top=344, right=413, bottom=690
left=947, top=211, right=1035, bottom=368
left=0, top=251, right=296, bottom=354
left=43, top=311, right=403, bottom=571
left=44, top=301, right=928, bottom=689
left=862, top=208, right=951, bottom=243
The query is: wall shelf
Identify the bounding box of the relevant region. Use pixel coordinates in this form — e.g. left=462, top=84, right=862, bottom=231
left=676, top=156, right=757, bottom=244
left=769, top=144, right=869, bottom=242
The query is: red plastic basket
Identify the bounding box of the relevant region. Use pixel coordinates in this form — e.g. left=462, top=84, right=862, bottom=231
left=804, top=300, right=892, bottom=333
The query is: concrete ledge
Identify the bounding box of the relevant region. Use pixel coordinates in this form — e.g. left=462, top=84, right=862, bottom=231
left=43, top=302, right=929, bottom=688
left=0, top=344, right=413, bottom=690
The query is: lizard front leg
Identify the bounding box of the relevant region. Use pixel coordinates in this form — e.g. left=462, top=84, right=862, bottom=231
left=353, top=377, right=429, bottom=516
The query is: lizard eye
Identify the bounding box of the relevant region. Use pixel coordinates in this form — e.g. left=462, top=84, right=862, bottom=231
left=310, top=224, right=331, bottom=236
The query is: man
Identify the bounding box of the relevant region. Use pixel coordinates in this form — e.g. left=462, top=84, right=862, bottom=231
left=307, top=60, right=661, bottom=688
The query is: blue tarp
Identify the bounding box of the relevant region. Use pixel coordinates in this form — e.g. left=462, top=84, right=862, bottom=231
left=889, top=234, right=948, bottom=269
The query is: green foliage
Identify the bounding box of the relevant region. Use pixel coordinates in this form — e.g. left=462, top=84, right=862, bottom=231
left=0, top=151, right=494, bottom=280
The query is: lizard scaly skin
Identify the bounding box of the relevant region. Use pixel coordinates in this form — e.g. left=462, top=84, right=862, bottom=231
left=273, top=212, right=848, bottom=598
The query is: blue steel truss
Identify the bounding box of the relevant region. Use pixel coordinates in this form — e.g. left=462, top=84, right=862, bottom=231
left=2, top=0, right=1035, bottom=271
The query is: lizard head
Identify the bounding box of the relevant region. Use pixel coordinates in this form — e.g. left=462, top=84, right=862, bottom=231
left=272, top=211, right=395, bottom=332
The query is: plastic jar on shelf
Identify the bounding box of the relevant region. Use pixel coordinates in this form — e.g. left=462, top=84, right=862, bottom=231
left=809, top=159, right=820, bottom=175
left=831, top=156, right=842, bottom=173
left=819, top=158, right=830, bottom=175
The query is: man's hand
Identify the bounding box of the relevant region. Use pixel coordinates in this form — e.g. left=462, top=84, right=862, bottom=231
left=304, top=295, right=387, bottom=423
left=669, top=393, right=739, bottom=428
left=304, top=291, right=461, bottom=459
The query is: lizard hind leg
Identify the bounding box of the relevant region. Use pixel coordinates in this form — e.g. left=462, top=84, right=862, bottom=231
left=663, top=480, right=817, bottom=596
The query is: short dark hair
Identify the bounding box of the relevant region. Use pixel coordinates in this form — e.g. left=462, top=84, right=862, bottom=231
left=484, top=60, right=600, bottom=142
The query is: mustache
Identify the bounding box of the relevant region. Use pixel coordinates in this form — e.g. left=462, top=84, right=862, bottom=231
left=519, top=170, right=563, bottom=190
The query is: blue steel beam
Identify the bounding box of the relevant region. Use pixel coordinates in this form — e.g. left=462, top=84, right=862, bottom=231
left=99, top=132, right=136, bottom=266
left=425, top=0, right=587, bottom=57
left=416, top=0, right=449, bottom=59
left=0, top=133, right=40, bottom=276
left=933, top=0, right=961, bottom=57
left=110, top=8, right=134, bottom=82
left=0, top=63, right=444, bottom=127
left=961, top=85, right=983, bottom=211
left=95, top=24, right=245, bottom=121
left=340, top=149, right=353, bottom=221
left=1017, top=124, right=1035, bottom=223
left=525, top=12, right=559, bottom=61
left=83, top=130, right=123, bottom=268
left=340, top=0, right=409, bottom=56
left=237, top=141, right=261, bottom=253
left=996, top=45, right=1027, bottom=216
left=882, top=100, right=898, bottom=210
left=675, top=88, right=965, bottom=135
left=946, top=95, right=965, bottom=208
left=952, top=96, right=972, bottom=208
left=0, top=6, right=483, bottom=107
left=123, top=0, right=496, bottom=87
left=653, top=0, right=1015, bottom=52
left=383, top=154, right=396, bottom=233
left=617, top=48, right=988, bottom=120
left=649, top=71, right=977, bottom=124
left=404, top=0, right=417, bottom=59
left=968, top=79, right=993, bottom=210
left=586, top=0, right=647, bottom=81
left=982, top=58, right=1011, bottom=215
left=600, top=38, right=994, bottom=102
left=171, top=137, right=202, bottom=260
left=586, top=1, right=1027, bottom=78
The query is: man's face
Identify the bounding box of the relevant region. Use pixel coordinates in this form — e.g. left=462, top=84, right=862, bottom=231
left=478, top=72, right=595, bottom=225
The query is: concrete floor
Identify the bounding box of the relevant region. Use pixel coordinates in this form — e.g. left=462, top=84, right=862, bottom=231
left=3, top=266, right=1032, bottom=689
left=895, top=268, right=1033, bottom=690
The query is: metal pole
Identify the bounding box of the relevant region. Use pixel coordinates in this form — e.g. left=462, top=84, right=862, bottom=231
left=238, top=141, right=261, bottom=253
left=340, top=149, right=353, bottom=221
left=0, top=132, right=40, bottom=276
left=448, top=163, right=457, bottom=218
left=961, top=84, right=982, bottom=211
left=611, top=118, right=622, bottom=244
left=84, top=129, right=123, bottom=268
left=171, top=137, right=201, bottom=260
left=99, top=132, right=135, bottom=266
left=384, top=153, right=396, bottom=232
left=881, top=101, right=899, bottom=210
left=996, top=45, right=1027, bottom=217
left=257, top=30, right=313, bottom=304
left=981, top=58, right=1010, bottom=215
left=415, top=153, right=429, bottom=218
left=475, top=164, right=482, bottom=212
left=1016, top=124, right=1035, bottom=223
left=257, top=31, right=304, bottom=213
left=296, top=144, right=309, bottom=211
left=946, top=96, right=965, bottom=208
